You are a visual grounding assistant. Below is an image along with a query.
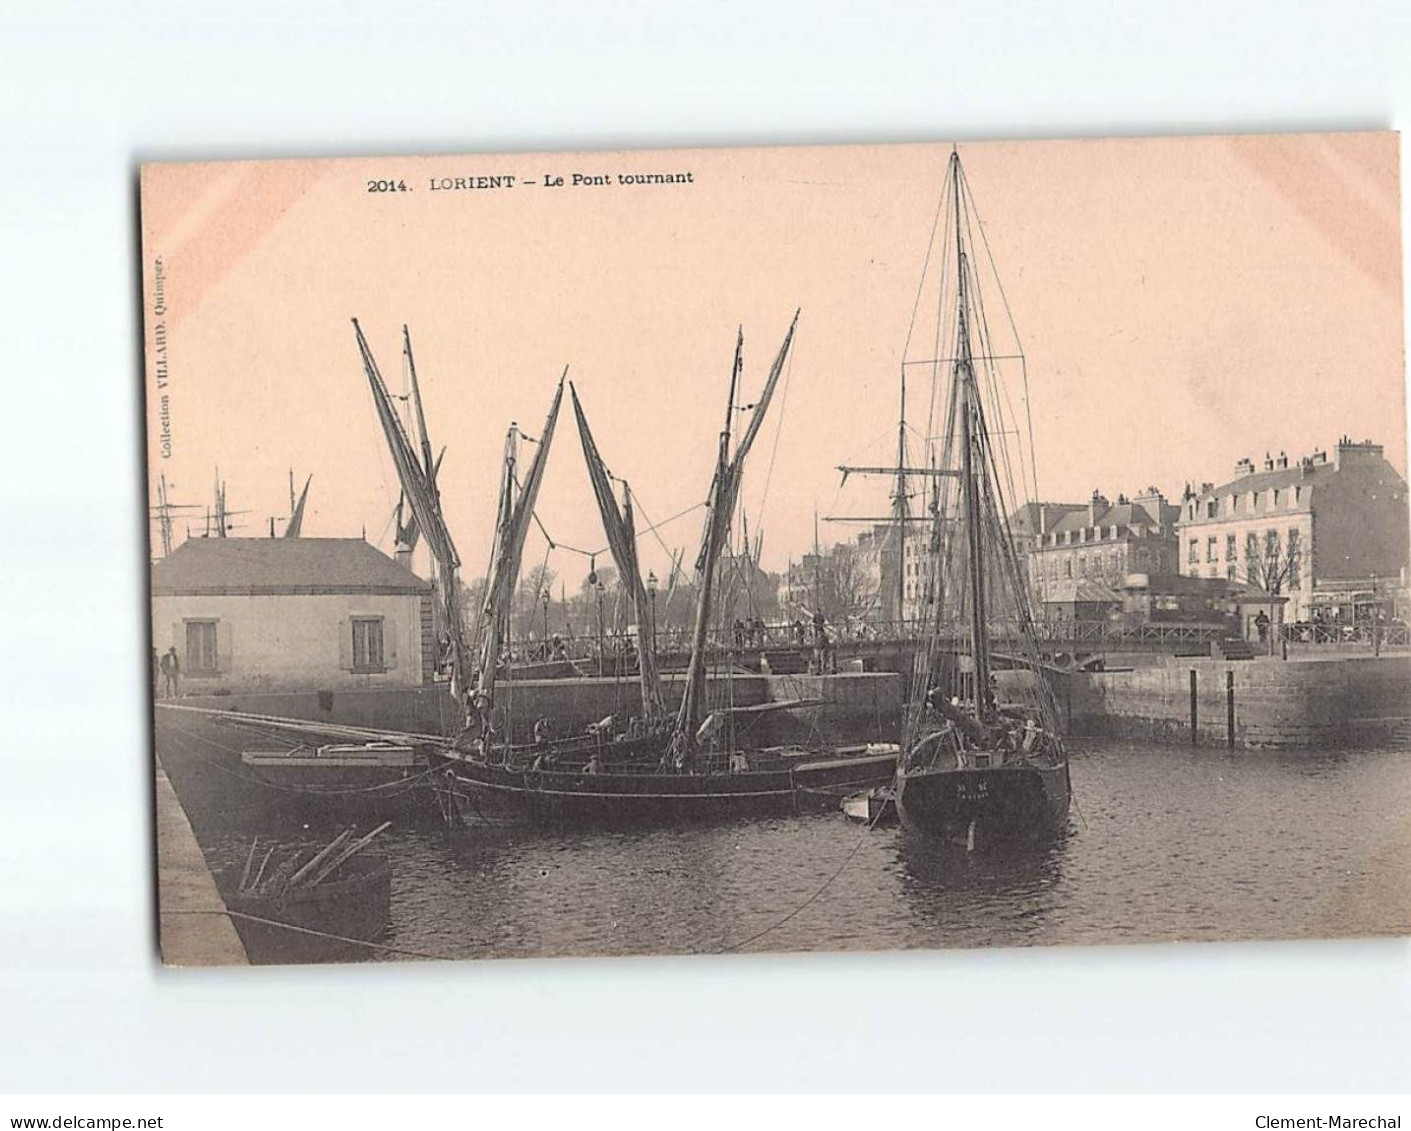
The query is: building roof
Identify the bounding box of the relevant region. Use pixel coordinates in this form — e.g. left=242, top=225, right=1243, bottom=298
left=1190, top=461, right=1333, bottom=507
left=1039, top=578, right=1123, bottom=605
left=1007, top=501, right=1086, bottom=538
left=1044, top=498, right=1174, bottom=538
left=152, top=537, right=432, bottom=596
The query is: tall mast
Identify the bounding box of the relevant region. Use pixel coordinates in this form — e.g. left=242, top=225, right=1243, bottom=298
left=812, top=506, right=822, bottom=614
left=895, top=369, right=908, bottom=627
left=952, top=151, right=991, bottom=713
left=677, top=329, right=743, bottom=753
left=157, top=474, right=173, bottom=558
left=402, top=326, right=437, bottom=490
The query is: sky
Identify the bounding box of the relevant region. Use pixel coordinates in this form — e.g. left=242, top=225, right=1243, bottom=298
left=141, top=132, right=1405, bottom=592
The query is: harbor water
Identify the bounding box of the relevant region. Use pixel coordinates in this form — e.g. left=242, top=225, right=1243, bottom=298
left=183, top=735, right=1411, bottom=963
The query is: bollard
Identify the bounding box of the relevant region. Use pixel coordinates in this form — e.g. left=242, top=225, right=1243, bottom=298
left=1189, top=668, right=1198, bottom=745
left=1226, top=669, right=1235, bottom=748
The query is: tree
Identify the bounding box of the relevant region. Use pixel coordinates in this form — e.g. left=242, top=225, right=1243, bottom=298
left=826, top=545, right=880, bottom=627
left=517, top=563, right=558, bottom=635
left=1243, top=528, right=1302, bottom=654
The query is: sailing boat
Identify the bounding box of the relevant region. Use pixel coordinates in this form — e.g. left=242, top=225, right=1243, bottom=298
left=431, top=313, right=898, bottom=826
left=894, top=150, right=1071, bottom=848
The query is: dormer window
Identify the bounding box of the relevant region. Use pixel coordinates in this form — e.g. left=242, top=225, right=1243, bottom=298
left=1205, top=500, right=1217, bottom=518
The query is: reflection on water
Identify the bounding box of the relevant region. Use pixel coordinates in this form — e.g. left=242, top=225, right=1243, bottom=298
left=192, top=738, right=1411, bottom=963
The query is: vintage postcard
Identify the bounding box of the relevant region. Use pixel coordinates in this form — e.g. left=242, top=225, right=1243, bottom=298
left=142, top=132, right=1409, bottom=966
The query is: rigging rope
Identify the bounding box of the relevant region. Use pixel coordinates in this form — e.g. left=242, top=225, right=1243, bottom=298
left=165, top=907, right=458, bottom=962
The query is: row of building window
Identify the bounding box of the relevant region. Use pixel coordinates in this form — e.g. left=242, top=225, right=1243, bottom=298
left=1192, top=484, right=1304, bottom=521
left=1037, top=547, right=1167, bottom=581
left=1185, top=529, right=1302, bottom=587
left=181, top=617, right=386, bottom=674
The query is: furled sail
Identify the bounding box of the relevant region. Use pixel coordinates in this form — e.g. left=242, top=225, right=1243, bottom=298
left=673, top=311, right=799, bottom=766
left=474, top=375, right=566, bottom=700
left=284, top=474, right=312, bottom=538
left=569, top=383, right=666, bottom=723
left=352, top=319, right=469, bottom=699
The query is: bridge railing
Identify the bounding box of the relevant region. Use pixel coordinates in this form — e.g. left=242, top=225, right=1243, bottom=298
left=503, top=617, right=1407, bottom=664
left=1280, top=622, right=1409, bottom=647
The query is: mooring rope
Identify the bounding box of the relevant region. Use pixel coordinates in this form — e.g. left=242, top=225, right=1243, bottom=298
left=165, top=907, right=458, bottom=962
left=713, top=776, right=897, bottom=954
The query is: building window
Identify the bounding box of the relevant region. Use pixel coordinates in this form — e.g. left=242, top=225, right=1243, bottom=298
left=352, top=617, right=385, bottom=672
left=1252, top=492, right=1261, bottom=511
left=185, top=620, right=218, bottom=674
left=1287, top=529, right=1301, bottom=590
left=1077, top=555, right=1086, bottom=577
left=1188, top=539, right=1198, bottom=564
left=1064, top=559, right=1072, bottom=579
left=1206, top=536, right=1216, bottom=563
left=1230, top=495, right=1239, bottom=514
left=1294, top=485, right=1302, bottom=504
left=1226, top=564, right=1237, bottom=582
left=1226, top=534, right=1236, bottom=561
left=1206, top=500, right=1217, bottom=518
left=1273, top=488, right=1281, bottom=507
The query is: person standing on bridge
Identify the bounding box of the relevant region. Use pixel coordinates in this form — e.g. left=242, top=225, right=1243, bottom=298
left=160, top=646, right=180, bottom=698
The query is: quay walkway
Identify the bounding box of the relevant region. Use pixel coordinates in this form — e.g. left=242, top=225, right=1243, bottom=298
left=155, top=755, right=247, bottom=966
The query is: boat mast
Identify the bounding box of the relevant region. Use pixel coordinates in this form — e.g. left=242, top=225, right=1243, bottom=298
left=473, top=376, right=566, bottom=706
left=569, top=381, right=666, bottom=722
left=676, top=329, right=743, bottom=758
left=673, top=310, right=798, bottom=764
left=156, top=474, right=173, bottom=557
left=812, top=506, right=822, bottom=615
left=952, top=151, right=991, bottom=715
left=895, top=370, right=908, bottom=628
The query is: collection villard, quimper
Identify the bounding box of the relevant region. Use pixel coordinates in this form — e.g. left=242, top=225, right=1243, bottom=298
left=168, top=149, right=1072, bottom=850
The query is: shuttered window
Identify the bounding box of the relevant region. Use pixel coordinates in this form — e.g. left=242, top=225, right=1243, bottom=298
left=352, top=617, right=385, bottom=672
left=186, top=620, right=218, bottom=673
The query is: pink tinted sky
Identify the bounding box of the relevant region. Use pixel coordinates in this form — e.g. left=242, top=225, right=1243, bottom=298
left=142, top=132, right=1404, bottom=590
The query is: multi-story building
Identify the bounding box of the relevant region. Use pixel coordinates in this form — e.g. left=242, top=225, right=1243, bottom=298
left=784, top=525, right=887, bottom=626
left=1174, top=438, right=1409, bottom=623
left=1027, top=488, right=1181, bottom=613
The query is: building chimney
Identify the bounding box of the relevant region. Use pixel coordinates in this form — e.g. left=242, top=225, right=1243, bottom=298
left=1334, top=437, right=1384, bottom=468
left=1263, top=451, right=1275, bottom=472
left=1235, top=457, right=1255, bottom=477
left=1088, top=489, right=1107, bottom=526
left=1277, top=450, right=1289, bottom=469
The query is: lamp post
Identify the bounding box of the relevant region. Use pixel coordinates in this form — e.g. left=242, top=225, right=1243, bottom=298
left=646, top=570, right=659, bottom=657
left=1372, top=572, right=1381, bottom=657
left=591, top=569, right=605, bottom=678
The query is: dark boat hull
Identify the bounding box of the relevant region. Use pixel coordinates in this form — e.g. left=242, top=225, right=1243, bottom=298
left=896, top=760, right=1070, bottom=847
left=434, top=748, right=898, bottom=827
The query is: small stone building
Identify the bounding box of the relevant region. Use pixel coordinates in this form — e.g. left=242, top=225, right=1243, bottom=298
left=151, top=538, right=434, bottom=693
